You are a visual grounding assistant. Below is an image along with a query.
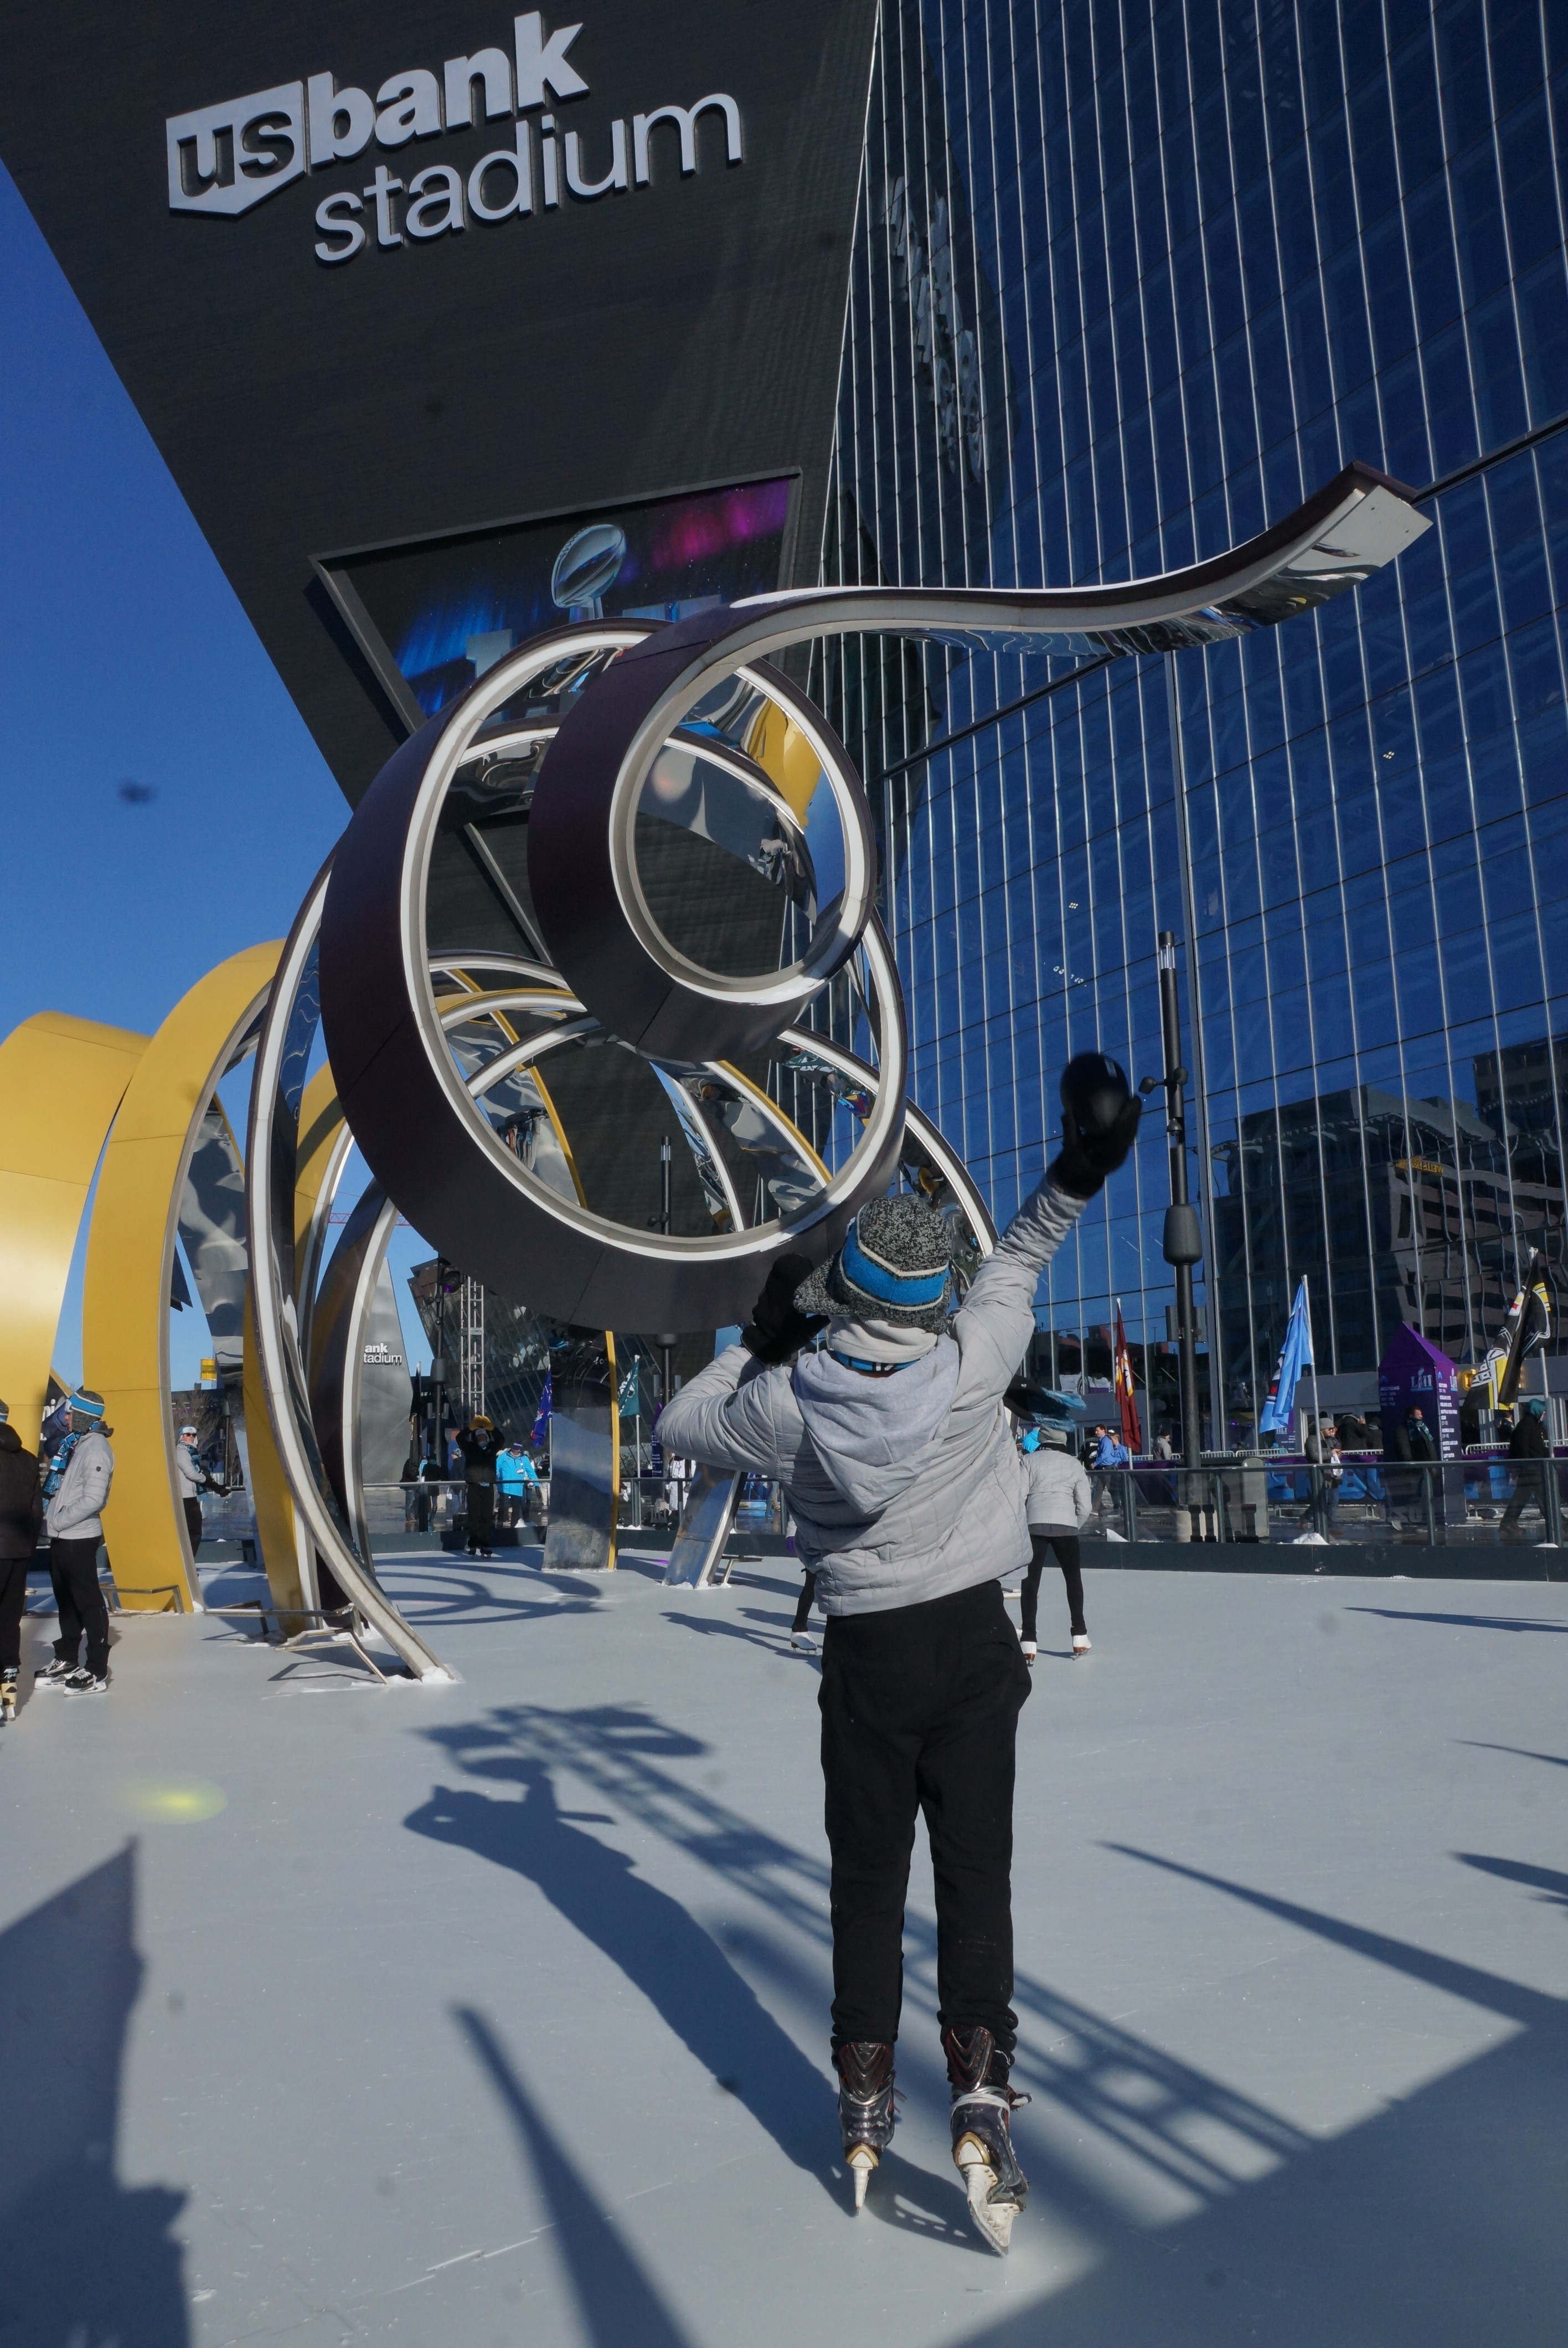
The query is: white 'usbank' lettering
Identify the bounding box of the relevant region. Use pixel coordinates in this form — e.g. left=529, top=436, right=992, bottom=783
left=165, top=11, right=744, bottom=262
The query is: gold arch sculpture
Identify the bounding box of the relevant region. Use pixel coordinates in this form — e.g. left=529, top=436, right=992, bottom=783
left=82, top=945, right=282, bottom=1614
left=0, top=1012, right=148, bottom=1454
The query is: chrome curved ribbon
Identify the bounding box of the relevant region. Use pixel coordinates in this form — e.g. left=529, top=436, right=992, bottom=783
left=314, top=461, right=1427, bottom=1340
left=528, top=461, right=1427, bottom=1059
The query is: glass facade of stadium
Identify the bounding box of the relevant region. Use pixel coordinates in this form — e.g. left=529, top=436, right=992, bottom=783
left=818, top=0, right=1568, bottom=1443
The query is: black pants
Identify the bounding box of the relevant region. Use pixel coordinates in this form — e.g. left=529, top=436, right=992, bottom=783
left=183, top=1496, right=203, bottom=1556
left=1502, top=1464, right=1545, bottom=1527
left=467, top=1484, right=495, bottom=1551
left=792, top=1569, right=817, bottom=1634
left=1021, top=1532, right=1085, bottom=1642
left=819, top=1578, right=1030, bottom=2060
left=50, top=1536, right=109, bottom=1677
left=0, top=1556, right=29, bottom=1673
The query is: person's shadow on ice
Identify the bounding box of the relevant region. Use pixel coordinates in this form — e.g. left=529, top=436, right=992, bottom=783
left=405, top=1764, right=836, bottom=2177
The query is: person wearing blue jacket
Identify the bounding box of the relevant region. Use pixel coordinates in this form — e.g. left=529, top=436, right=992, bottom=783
left=658, top=1056, right=1139, bottom=2253
left=496, top=1440, right=540, bottom=1530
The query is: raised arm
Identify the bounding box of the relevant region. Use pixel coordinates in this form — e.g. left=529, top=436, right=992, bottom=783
left=955, top=1054, right=1141, bottom=1400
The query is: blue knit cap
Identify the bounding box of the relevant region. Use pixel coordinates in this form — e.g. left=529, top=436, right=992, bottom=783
left=793, top=1194, right=954, bottom=1331
left=69, top=1388, right=106, bottom=1422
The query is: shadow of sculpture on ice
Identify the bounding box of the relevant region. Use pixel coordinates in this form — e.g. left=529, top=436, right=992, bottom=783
left=0, top=1844, right=189, bottom=2347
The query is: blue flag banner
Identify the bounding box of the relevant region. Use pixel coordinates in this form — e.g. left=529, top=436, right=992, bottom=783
left=529, top=1372, right=552, bottom=1448
left=1258, top=1278, right=1313, bottom=1436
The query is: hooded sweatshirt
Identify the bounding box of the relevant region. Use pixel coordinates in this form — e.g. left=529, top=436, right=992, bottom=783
left=658, top=1175, right=1083, bottom=1614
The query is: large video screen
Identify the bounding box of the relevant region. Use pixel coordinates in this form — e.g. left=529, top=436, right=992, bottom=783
left=323, top=475, right=797, bottom=722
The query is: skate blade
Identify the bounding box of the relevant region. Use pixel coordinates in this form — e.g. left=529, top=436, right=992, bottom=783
left=847, top=2145, right=878, bottom=2211
left=957, top=2141, right=1018, bottom=2254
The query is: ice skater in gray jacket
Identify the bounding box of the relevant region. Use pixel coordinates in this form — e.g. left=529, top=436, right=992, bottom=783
left=658, top=1054, right=1139, bottom=2252
left=1019, top=1425, right=1092, bottom=1660
left=40, top=1387, right=115, bottom=1693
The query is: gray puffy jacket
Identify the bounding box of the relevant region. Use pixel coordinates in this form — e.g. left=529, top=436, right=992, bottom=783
left=1023, top=1445, right=1092, bottom=1532
left=658, top=1178, right=1082, bottom=1615
left=44, top=1429, right=114, bottom=1542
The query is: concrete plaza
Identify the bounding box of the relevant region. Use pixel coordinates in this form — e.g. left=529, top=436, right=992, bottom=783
left=2, top=1553, right=1565, bottom=2346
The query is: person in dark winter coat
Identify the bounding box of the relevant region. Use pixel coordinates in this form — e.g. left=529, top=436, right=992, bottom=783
left=0, top=1400, right=43, bottom=1722
left=40, top=1387, right=114, bottom=1693
left=1390, top=1407, right=1436, bottom=1461
left=456, top=1415, right=500, bottom=1556
left=658, top=1054, right=1140, bottom=2254
left=1018, top=1426, right=1092, bottom=1659
left=1502, top=1397, right=1552, bottom=1532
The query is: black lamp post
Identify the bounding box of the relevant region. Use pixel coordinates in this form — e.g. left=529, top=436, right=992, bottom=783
left=657, top=1135, right=674, bottom=1417
left=1141, top=932, right=1204, bottom=1470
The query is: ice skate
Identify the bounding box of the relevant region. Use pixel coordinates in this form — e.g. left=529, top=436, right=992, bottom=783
left=1, top=1667, right=16, bottom=1723
left=834, top=2041, right=895, bottom=2211
left=790, top=1630, right=818, bottom=1655
left=944, top=2026, right=1029, bottom=2255
left=1020, top=1640, right=1037, bottom=1665
left=35, top=1658, right=71, bottom=1689
left=61, top=1667, right=106, bottom=1696
left=1072, top=1634, right=1091, bottom=1658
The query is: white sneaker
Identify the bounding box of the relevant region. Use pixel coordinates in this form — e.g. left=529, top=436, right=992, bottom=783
left=1072, top=1635, right=1091, bottom=1659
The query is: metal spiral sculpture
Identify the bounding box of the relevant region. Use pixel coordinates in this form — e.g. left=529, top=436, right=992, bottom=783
left=235, top=458, right=1427, bottom=1671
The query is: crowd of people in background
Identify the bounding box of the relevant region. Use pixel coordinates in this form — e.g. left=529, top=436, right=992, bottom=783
left=400, top=1420, right=547, bottom=1551
left=0, top=1351, right=1556, bottom=1730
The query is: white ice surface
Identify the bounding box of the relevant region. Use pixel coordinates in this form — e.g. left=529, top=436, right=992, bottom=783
left=2, top=1557, right=1566, bottom=2345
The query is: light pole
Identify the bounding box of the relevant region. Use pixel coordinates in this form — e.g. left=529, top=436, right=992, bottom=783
left=1141, top=932, right=1204, bottom=1471
left=657, top=1136, right=674, bottom=1416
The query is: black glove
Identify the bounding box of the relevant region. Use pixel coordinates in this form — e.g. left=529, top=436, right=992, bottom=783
left=742, top=1253, right=829, bottom=1364
left=1049, top=1053, right=1141, bottom=1199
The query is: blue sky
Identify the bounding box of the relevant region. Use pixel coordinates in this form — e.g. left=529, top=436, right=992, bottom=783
left=0, top=164, right=435, bottom=1385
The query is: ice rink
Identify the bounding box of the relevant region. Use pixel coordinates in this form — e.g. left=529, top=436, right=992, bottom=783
left=2, top=1553, right=1565, bottom=2346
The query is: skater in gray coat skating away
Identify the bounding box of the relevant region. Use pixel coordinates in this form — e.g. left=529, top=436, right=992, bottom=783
left=658, top=1054, right=1140, bottom=2253
left=1018, top=1423, right=1092, bottom=1660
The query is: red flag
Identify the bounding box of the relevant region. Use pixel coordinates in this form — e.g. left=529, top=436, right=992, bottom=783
left=1113, top=1303, right=1142, bottom=1453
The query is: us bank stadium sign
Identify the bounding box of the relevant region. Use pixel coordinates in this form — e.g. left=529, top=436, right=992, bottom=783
left=164, top=11, right=744, bottom=264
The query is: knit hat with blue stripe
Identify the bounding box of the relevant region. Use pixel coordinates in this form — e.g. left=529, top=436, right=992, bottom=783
left=69, top=1388, right=106, bottom=1422
left=793, top=1194, right=953, bottom=1332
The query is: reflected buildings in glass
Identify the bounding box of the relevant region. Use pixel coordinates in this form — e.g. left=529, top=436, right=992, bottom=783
left=817, top=0, right=1568, bottom=1440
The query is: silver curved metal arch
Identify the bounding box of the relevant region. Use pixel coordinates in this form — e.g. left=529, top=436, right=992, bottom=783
left=529, top=462, right=1431, bottom=1060
left=296, top=1114, right=357, bottom=1356
left=246, top=861, right=453, bottom=1682
left=775, top=1028, right=997, bottom=1253
left=308, top=1175, right=401, bottom=1573
left=457, top=998, right=840, bottom=1239
left=322, top=661, right=910, bottom=1322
